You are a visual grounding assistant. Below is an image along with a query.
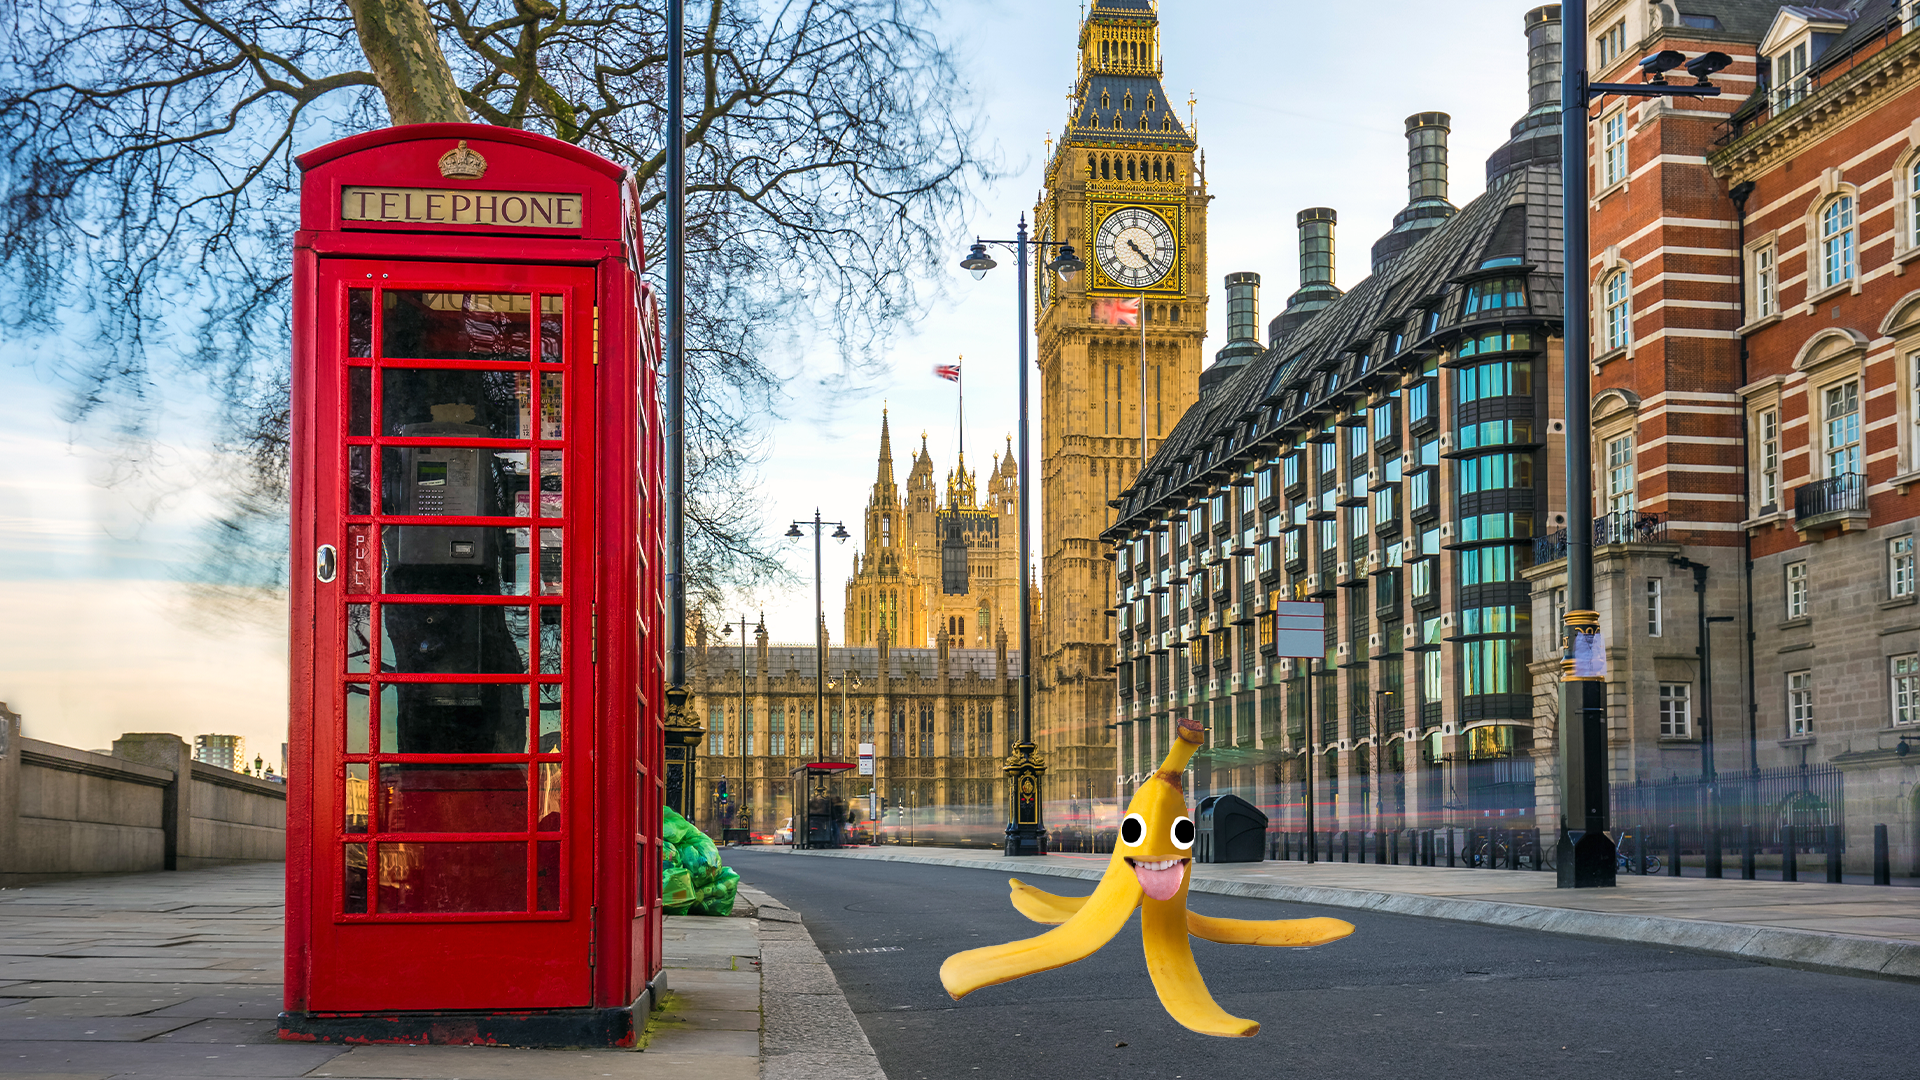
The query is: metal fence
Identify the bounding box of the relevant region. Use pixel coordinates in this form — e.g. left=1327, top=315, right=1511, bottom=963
left=1611, top=766, right=1846, bottom=852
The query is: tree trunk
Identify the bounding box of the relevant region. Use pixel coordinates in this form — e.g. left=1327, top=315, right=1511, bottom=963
left=344, top=0, right=470, bottom=125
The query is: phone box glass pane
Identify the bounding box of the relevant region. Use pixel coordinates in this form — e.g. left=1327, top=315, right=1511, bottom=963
left=380, top=681, right=530, bottom=754
left=379, top=763, right=528, bottom=833
left=382, top=368, right=535, bottom=440
left=382, top=525, right=527, bottom=595
left=379, top=602, right=530, bottom=675
left=381, top=291, right=531, bottom=361
left=376, top=841, right=527, bottom=913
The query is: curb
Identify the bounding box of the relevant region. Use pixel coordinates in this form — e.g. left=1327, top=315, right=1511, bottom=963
left=738, top=882, right=889, bottom=1080
left=786, top=847, right=1920, bottom=985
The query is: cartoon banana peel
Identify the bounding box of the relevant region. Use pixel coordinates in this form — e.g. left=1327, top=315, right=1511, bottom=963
left=938, top=717, right=1354, bottom=1037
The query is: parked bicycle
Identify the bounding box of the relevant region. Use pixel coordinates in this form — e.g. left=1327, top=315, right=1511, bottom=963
left=1464, top=831, right=1554, bottom=870
left=1614, top=830, right=1662, bottom=874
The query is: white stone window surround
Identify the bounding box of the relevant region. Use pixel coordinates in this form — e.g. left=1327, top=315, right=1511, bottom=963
left=1740, top=374, right=1790, bottom=526
left=1741, top=229, right=1782, bottom=335
left=1879, top=293, right=1920, bottom=490
left=1803, top=171, right=1864, bottom=310
left=1593, top=246, right=1634, bottom=365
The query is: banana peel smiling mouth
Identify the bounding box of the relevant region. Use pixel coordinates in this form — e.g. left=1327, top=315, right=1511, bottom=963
left=938, top=717, right=1356, bottom=1038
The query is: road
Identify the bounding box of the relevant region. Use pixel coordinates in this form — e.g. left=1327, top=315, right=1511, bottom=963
left=731, top=848, right=1919, bottom=1080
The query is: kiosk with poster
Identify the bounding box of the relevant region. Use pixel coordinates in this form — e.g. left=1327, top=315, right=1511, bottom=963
left=282, top=124, right=665, bottom=1046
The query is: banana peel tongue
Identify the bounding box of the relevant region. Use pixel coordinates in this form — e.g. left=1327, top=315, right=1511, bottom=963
left=1130, top=857, right=1187, bottom=902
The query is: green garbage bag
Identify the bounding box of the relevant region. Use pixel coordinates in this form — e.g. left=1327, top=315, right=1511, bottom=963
left=691, top=866, right=740, bottom=917
left=660, top=807, right=738, bottom=915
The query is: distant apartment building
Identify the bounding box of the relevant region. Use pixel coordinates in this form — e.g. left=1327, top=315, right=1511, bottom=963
left=193, top=734, right=246, bottom=772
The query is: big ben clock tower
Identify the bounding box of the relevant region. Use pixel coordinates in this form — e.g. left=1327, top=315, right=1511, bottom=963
left=1034, top=0, right=1207, bottom=813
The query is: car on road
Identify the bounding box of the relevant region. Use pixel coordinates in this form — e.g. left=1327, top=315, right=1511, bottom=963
left=774, top=817, right=794, bottom=844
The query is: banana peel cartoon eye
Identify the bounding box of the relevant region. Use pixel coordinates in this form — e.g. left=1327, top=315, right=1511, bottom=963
left=938, top=717, right=1356, bottom=1038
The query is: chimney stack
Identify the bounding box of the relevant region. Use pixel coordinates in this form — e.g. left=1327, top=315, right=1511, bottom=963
left=1201, top=271, right=1264, bottom=396
left=1485, top=5, right=1563, bottom=184
left=1270, top=208, right=1342, bottom=345
left=1371, top=112, right=1458, bottom=273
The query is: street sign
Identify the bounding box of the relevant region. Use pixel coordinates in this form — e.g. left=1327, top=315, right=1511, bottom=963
left=1271, top=600, right=1325, bottom=659
left=857, top=743, right=875, bottom=776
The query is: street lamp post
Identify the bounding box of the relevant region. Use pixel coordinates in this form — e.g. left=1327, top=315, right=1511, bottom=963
left=786, top=511, right=850, bottom=850
left=959, top=219, right=1083, bottom=857
left=1558, top=0, right=1731, bottom=887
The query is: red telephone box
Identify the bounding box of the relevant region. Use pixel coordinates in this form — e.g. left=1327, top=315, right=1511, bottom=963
left=282, top=124, right=665, bottom=1047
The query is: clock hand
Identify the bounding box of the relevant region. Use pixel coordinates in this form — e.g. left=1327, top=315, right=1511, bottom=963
left=1126, top=238, right=1152, bottom=260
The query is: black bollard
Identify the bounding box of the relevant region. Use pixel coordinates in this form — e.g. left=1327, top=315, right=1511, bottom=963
left=1342, top=830, right=1351, bottom=863
left=1826, top=824, right=1842, bottom=884
left=1532, top=828, right=1546, bottom=871
left=1668, top=824, right=1681, bottom=877
left=1375, top=829, right=1387, bottom=865
left=1875, top=824, right=1891, bottom=886
left=1741, top=824, right=1756, bottom=880
left=1424, top=829, right=1435, bottom=867
left=1390, top=830, right=1400, bottom=866
left=1783, top=825, right=1798, bottom=882
left=1445, top=828, right=1456, bottom=868
left=1707, top=823, right=1723, bottom=879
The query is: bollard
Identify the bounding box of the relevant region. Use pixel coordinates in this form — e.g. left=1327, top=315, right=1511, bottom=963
left=1741, top=824, right=1756, bottom=880
left=1532, top=828, right=1546, bottom=871
left=1445, top=828, right=1456, bottom=868
left=1375, top=829, right=1387, bottom=865
left=1668, top=824, right=1681, bottom=877
left=1783, top=825, right=1798, bottom=882
left=1826, top=824, right=1842, bottom=884
left=1875, top=824, right=1891, bottom=886
left=1424, top=829, right=1435, bottom=867
left=1390, top=830, right=1400, bottom=866
left=1706, top=823, right=1723, bottom=879
left=1342, top=830, right=1351, bottom=863
left=1508, top=827, right=1522, bottom=871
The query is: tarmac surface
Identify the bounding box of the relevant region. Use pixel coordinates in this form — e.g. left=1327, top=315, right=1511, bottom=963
left=735, top=847, right=1920, bottom=1080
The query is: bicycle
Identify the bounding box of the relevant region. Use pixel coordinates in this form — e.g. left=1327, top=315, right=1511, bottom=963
left=1614, top=830, right=1662, bottom=875
left=1468, top=832, right=1556, bottom=870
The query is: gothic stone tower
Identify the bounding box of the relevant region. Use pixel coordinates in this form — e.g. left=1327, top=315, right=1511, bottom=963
left=845, top=411, right=1022, bottom=651
left=1034, top=0, right=1207, bottom=811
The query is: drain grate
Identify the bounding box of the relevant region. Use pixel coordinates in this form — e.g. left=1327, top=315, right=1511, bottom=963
left=826, top=946, right=904, bottom=955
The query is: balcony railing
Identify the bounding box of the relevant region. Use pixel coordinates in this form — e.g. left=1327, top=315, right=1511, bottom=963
left=1533, top=511, right=1669, bottom=562
left=1794, top=472, right=1869, bottom=527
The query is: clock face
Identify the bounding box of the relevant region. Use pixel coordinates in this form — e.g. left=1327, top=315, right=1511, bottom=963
left=1096, top=206, right=1177, bottom=289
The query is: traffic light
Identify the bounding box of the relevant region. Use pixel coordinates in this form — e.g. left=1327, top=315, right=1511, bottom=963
left=717, top=779, right=730, bottom=803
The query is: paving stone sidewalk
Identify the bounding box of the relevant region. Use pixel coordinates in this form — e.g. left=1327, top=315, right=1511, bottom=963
left=790, top=844, right=1920, bottom=983
left=0, top=863, right=877, bottom=1080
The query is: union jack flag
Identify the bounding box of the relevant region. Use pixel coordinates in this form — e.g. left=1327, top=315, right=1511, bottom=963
left=934, top=363, right=961, bottom=382
left=1092, top=297, right=1140, bottom=326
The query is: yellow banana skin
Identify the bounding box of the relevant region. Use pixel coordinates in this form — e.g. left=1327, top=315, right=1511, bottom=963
left=940, top=717, right=1357, bottom=1037
left=1010, top=878, right=1355, bottom=948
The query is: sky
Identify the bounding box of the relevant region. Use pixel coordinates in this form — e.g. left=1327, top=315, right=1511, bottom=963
left=0, top=0, right=1538, bottom=755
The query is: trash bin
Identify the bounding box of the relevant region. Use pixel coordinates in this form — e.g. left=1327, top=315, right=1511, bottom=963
left=1195, top=794, right=1268, bottom=863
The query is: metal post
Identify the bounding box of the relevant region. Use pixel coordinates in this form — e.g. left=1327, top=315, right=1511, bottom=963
left=664, top=0, right=688, bottom=729
left=1741, top=824, right=1756, bottom=880
left=1825, top=823, right=1842, bottom=884
left=1874, top=824, right=1891, bottom=886
left=740, top=614, right=749, bottom=839
left=1304, top=660, right=1317, bottom=864
left=1004, top=216, right=1046, bottom=857
left=1668, top=824, right=1681, bottom=877
left=1782, top=825, right=1798, bottom=882
left=1557, top=0, right=1617, bottom=889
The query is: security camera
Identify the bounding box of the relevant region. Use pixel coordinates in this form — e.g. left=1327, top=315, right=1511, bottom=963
left=1685, top=51, right=1734, bottom=85
left=1639, top=50, right=1687, bottom=84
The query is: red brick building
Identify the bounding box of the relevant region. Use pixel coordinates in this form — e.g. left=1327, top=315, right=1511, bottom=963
left=1544, top=0, right=1920, bottom=871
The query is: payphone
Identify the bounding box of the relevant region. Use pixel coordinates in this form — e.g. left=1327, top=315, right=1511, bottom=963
left=284, top=124, right=664, bottom=1047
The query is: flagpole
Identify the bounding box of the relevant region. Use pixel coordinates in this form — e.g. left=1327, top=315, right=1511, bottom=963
left=958, top=355, right=965, bottom=468
left=1138, top=292, right=1147, bottom=468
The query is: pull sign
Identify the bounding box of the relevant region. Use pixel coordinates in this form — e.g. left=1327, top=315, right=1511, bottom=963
left=316, top=544, right=338, bottom=583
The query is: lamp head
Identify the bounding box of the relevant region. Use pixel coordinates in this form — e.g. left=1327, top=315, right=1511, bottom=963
left=961, top=241, right=997, bottom=280
left=1639, top=50, right=1686, bottom=84
left=1048, top=242, right=1084, bottom=281
left=785, top=523, right=804, bottom=538
left=832, top=523, right=851, bottom=543
left=1685, top=51, right=1733, bottom=85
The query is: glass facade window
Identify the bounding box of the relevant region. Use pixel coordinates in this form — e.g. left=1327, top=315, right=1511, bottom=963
left=1458, top=514, right=1532, bottom=541
left=1893, top=536, right=1916, bottom=599
left=1457, top=453, right=1533, bottom=494
left=1460, top=638, right=1519, bottom=696
left=1602, top=110, right=1627, bottom=186
left=1457, top=419, right=1533, bottom=450
left=1895, top=654, right=1920, bottom=726
left=1603, top=270, right=1630, bottom=351
left=1464, top=277, right=1527, bottom=316
left=1407, top=381, right=1433, bottom=427
left=1605, top=435, right=1635, bottom=514
left=1788, top=670, right=1813, bottom=736
left=1455, top=359, right=1533, bottom=402
left=1458, top=546, right=1518, bottom=586
left=1821, top=195, right=1856, bottom=289
left=1786, top=560, right=1809, bottom=620
left=1455, top=330, right=1533, bottom=359
left=1754, top=244, right=1777, bottom=319
left=1758, top=407, right=1780, bottom=510
left=1824, top=381, right=1861, bottom=477
left=1658, top=684, right=1692, bottom=737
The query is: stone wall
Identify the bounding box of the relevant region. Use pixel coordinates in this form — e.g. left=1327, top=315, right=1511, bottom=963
left=0, top=705, right=286, bottom=884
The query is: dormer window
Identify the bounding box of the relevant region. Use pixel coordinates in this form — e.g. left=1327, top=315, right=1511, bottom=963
left=1147, top=94, right=1156, bottom=111
left=1123, top=91, right=1133, bottom=110
left=1773, top=38, right=1811, bottom=110
left=1101, top=90, right=1111, bottom=110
